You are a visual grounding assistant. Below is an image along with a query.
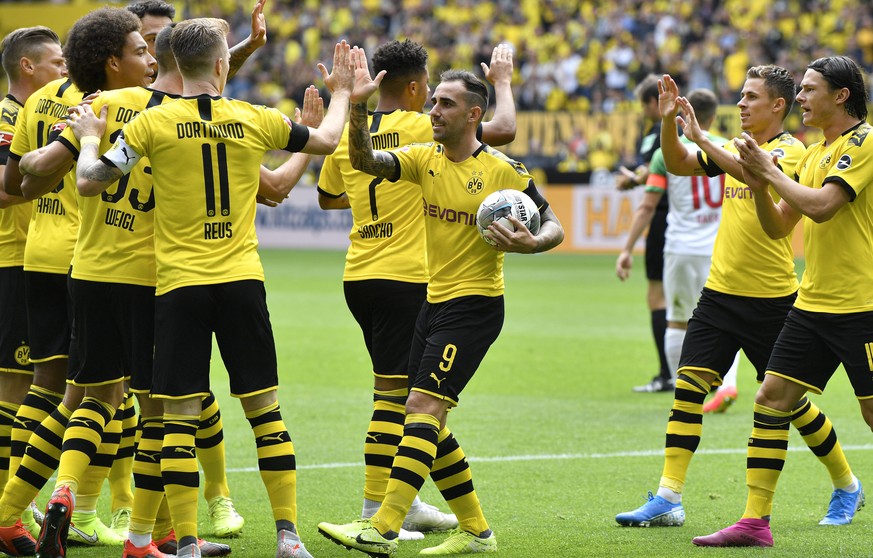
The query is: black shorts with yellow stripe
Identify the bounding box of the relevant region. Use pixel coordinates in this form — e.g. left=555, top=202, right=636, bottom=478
left=152, top=280, right=278, bottom=399
left=679, top=287, right=796, bottom=382
left=24, top=270, right=72, bottom=365
left=409, top=295, right=504, bottom=407
left=766, top=307, right=873, bottom=398
left=344, top=279, right=426, bottom=379
left=0, top=266, right=32, bottom=374
left=68, top=277, right=154, bottom=390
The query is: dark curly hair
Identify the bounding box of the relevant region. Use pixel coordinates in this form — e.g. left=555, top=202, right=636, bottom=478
left=64, top=8, right=141, bottom=94
left=126, top=0, right=176, bottom=21
left=372, top=39, right=428, bottom=95
left=0, top=26, right=60, bottom=81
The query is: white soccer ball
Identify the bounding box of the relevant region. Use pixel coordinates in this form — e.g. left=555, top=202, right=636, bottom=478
left=476, top=189, right=541, bottom=246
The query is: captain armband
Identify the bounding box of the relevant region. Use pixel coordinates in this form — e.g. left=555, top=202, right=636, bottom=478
left=102, top=135, right=142, bottom=174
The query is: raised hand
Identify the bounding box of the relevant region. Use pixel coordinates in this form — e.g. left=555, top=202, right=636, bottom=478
left=319, top=40, right=354, bottom=95
left=675, top=96, right=704, bottom=143
left=296, top=85, right=324, bottom=127
left=350, top=46, right=386, bottom=104
left=658, top=74, right=681, bottom=121
left=482, top=44, right=513, bottom=87
left=249, top=0, right=267, bottom=50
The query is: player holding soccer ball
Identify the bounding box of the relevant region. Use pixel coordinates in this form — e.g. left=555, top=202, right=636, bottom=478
left=317, top=51, right=563, bottom=556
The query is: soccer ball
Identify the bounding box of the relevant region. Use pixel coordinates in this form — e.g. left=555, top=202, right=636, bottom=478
left=476, top=189, right=541, bottom=246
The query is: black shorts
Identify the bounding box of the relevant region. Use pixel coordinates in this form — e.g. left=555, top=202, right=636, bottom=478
left=24, top=270, right=72, bottom=364
left=68, top=278, right=155, bottom=390
left=766, top=308, right=873, bottom=397
left=0, top=267, right=32, bottom=374
left=152, top=280, right=277, bottom=399
left=644, top=206, right=667, bottom=281
left=408, top=295, right=504, bottom=407
left=344, top=279, right=426, bottom=379
left=679, top=288, right=796, bottom=382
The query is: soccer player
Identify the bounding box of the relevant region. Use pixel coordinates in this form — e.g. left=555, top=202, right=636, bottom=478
left=317, top=39, right=516, bottom=539
left=693, top=55, right=872, bottom=547
left=72, top=19, right=358, bottom=558
left=616, top=74, right=672, bottom=393
left=0, top=8, right=157, bottom=555
left=0, top=26, right=66, bottom=548
left=317, top=55, right=564, bottom=556
left=120, top=0, right=270, bottom=540
left=615, top=88, right=740, bottom=389
left=18, top=22, right=236, bottom=558
left=127, top=0, right=267, bottom=83
left=615, top=67, right=861, bottom=532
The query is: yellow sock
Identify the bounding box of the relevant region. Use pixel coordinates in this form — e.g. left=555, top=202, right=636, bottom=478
left=743, top=403, right=791, bottom=519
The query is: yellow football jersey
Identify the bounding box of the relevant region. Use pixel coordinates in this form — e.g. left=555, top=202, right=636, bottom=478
left=793, top=122, right=873, bottom=313
left=9, top=78, right=81, bottom=274
left=700, top=132, right=804, bottom=297
left=0, top=94, right=31, bottom=268
left=104, top=95, right=309, bottom=295
left=391, top=143, right=543, bottom=303
left=318, top=110, right=431, bottom=282
left=58, top=86, right=176, bottom=286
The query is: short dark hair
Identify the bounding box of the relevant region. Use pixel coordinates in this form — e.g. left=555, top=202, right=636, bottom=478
left=154, top=22, right=176, bottom=72
left=372, top=39, right=428, bottom=94
left=64, top=8, right=141, bottom=94
left=746, top=65, right=796, bottom=120
left=634, top=74, right=660, bottom=104
left=686, top=88, right=719, bottom=125
left=439, top=69, right=489, bottom=120
left=808, top=55, right=868, bottom=121
left=0, top=26, right=60, bottom=82
left=126, top=0, right=176, bottom=20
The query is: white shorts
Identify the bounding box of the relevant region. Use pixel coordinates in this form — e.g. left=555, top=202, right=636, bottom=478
left=664, top=252, right=712, bottom=323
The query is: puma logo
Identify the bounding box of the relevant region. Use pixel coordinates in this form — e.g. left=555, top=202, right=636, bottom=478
left=68, top=417, right=98, bottom=428
left=13, top=418, right=33, bottom=430
left=120, top=146, right=134, bottom=165
left=173, top=447, right=196, bottom=457
left=260, top=433, right=287, bottom=444
left=365, top=433, right=380, bottom=443
left=430, top=373, right=446, bottom=389
left=136, top=451, right=159, bottom=462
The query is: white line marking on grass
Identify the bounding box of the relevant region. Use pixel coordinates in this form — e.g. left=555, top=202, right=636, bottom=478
left=224, top=443, right=873, bottom=473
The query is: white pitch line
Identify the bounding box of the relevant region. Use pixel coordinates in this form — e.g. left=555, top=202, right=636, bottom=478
left=223, top=443, right=873, bottom=474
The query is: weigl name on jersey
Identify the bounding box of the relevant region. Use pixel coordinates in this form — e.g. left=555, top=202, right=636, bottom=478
left=177, top=121, right=245, bottom=140
left=105, top=207, right=135, bottom=232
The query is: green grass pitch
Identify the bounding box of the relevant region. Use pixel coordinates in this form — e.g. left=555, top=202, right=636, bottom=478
left=68, top=250, right=873, bottom=557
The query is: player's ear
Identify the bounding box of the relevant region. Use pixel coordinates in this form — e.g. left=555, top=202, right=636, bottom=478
left=19, top=56, right=34, bottom=77
left=468, top=105, right=482, bottom=124
left=772, top=97, right=786, bottom=114
left=106, top=55, right=121, bottom=75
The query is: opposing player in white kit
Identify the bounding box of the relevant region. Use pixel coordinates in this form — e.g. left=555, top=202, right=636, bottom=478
left=616, top=88, right=739, bottom=389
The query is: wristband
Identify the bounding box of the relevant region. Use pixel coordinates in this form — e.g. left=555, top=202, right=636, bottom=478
left=80, top=136, right=100, bottom=147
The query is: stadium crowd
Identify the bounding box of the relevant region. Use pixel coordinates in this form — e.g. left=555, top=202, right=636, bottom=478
left=184, top=0, right=873, bottom=115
